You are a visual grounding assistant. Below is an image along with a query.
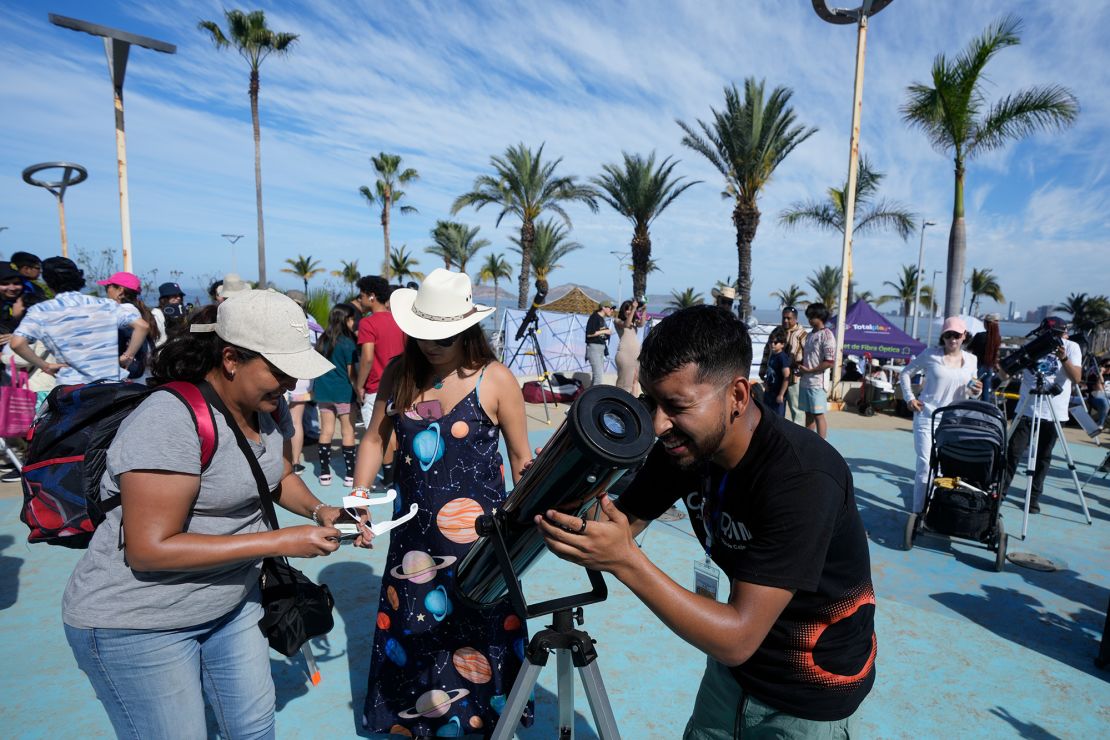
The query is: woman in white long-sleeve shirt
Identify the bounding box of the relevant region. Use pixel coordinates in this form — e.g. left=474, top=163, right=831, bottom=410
left=900, top=316, right=983, bottom=512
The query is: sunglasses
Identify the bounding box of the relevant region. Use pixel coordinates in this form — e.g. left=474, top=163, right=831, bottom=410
left=941, top=332, right=963, bottom=340
left=429, top=335, right=459, bottom=348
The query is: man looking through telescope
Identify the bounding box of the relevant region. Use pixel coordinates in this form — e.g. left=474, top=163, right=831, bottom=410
left=537, top=305, right=876, bottom=738
left=1000, top=316, right=1082, bottom=513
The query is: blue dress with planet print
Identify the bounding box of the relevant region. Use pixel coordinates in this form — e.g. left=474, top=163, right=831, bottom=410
left=363, top=369, right=533, bottom=738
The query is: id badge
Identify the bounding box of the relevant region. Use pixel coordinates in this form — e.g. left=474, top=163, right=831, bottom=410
left=693, top=557, right=720, bottom=601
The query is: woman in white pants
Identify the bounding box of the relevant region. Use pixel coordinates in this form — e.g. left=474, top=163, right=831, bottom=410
left=900, top=316, right=983, bottom=512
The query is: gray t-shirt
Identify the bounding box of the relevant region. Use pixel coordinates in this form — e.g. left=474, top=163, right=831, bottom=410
left=62, top=390, right=291, bottom=630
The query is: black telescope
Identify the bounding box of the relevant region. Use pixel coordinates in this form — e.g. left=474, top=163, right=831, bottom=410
left=455, top=385, right=654, bottom=613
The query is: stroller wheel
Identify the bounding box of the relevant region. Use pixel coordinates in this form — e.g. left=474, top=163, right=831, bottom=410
left=904, top=512, right=918, bottom=551
left=864, top=406, right=876, bottom=417
left=994, top=518, right=1007, bottom=572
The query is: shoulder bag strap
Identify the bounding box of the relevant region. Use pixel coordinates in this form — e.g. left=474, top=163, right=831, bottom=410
left=197, top=381, right=282, bottom=533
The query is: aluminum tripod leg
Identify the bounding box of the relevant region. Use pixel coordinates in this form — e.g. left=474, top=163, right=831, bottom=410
left=1019, top=394, right=1092, bottom=539
left=1047, top=401, right=1092, bottom=525
left=0, top=438, right=21, bottom=470
left=491, top=646, right=621, bottom=740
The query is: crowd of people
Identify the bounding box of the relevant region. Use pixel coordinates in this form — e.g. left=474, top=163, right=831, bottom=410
left=2, top=250, right=1105, bottom=737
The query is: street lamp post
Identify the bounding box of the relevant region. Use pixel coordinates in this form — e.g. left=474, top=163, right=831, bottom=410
left=49, top=14, right=176, bottom=273
left=222, top=234, right=245, bottom=272
left=910, top=219, right=936, bottom=341
left=927, top=269, right=943, bottom=346
left=22, top=162, right=88, bottom=257
left=811, top=0, right=894, bottom=402
left=609, top=250, right=630, bottom=307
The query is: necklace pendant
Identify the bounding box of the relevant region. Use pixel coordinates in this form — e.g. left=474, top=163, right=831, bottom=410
left=433, top=378, right=444, bottom=390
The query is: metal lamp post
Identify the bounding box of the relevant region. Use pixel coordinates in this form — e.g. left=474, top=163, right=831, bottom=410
left=222, top=234, right=245, bottom=272
left=811, top=0, right=894, bottom=402
left=49, top=14, right=176, bottom=273
left=926, top=269, right=943, bottom=346
left=22, top=162, right=88, bottom=257
left=910, top=219, right=936, bottom=340
left=609, top=250, right=630, bottom=307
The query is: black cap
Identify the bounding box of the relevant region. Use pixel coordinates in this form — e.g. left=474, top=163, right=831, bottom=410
left=158, top=282, right=185, bottom=298
left=9, top=251, right=41, bottom=268
left=0, top=264, right=22, bottom=283
left=42, top=256, right=83, bottom=283
left=1040, top=316, right=1069, bottom=334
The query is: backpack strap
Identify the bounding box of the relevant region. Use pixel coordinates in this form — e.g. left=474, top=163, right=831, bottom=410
left=159, top=381, right=219, bottom=471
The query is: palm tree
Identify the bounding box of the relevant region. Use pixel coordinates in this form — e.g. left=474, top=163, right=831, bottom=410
left=478, top=252, right=513, bottom=313
left=388, top=246, right=424, bottom=286
left=779, top=155, right=916, bottom=302
left=769, top=284, right=808, bottom=309
left=331, top=259, right=360, bottom=295
left=452, top=143, right=598, bottom=309
left=359, top=153, right=419, bottom=277
left=668, top=287, right=704, bottom=310
left=967, top=267, right=1005, bottom=314
left=592, top=152, right=700, bottom=299
left=509, top=219, right=583, bottom=295
left=281, top=254, right=324, bottom=295
left=902, top=14, right=1079, bottom=317
left=854, top=289, right=877, bottom=305
left=678, top=78, right=817, bottom=321
left=1055, top=293, right=1110, bottom=330
left=198, top=10, right=298, bottom=288
left=879, top=265, right=935, bottom=330
left=426, top=221, right=490, bottom=273
left=807, top=266, right=842, bottom=310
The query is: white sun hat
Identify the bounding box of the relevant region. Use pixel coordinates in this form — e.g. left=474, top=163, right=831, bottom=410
left=389, top=268, right=494, bottom=340
left=217, top=272, right=252, bottom=299
left=191, top=289, right=333, bottom=379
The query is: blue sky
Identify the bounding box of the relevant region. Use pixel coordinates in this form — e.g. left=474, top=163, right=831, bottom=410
left=2, top=0, right=1107, bottom=315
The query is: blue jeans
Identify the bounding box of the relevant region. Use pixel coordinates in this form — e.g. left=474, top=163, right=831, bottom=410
left=65, top=595, right=275, bottom=739
left=1090, top=390, right=1109, bottom=427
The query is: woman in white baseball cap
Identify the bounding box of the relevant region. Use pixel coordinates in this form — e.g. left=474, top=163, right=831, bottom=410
left=61, top=289, right=370, bottom=739
left=351, top=268, right=536, bottom=736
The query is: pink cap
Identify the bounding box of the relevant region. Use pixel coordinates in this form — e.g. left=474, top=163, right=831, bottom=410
left=941, top=316, right=967, bottom=336
left=96, top=271, right=141, bottom=292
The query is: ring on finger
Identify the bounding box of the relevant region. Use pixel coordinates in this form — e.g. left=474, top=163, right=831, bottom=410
left=577, top=518, right=588, bottom=534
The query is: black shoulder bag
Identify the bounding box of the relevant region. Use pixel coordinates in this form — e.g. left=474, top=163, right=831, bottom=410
left=199, top=382, right=335, bottom=657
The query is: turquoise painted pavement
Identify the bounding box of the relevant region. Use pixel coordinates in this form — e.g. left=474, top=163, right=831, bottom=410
left=1, top=426, right=1107, bottom=738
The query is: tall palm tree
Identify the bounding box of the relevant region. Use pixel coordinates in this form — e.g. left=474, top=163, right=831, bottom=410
left=452, top=143, right=598, bottom=309
left=359, top=153, right=419, bottom=276
left=967, top=267, right=1005, bottom=314
left=668, top=287, right=704, bottom=310
left=807, top=265, right=842, bottom=310
left=779, top=155, right=916, bottom=303
left=509, top=219, right=583, bottom=295
left=281, top=254, right=323, bottom=295
left=592, top=152, right=700, bottom=299
left=879, top=265, right=935, bottom=330
left=678, top=78, right=817, bottom=321
left=198, top=10, right=298, bottom=288
left=426, top=221, right=490, bottom=273
left=1055, top=292, right=1110, bottom=330
left=388, top=245, right=423, bottom=286
left=902, top=14, right=1079, bottom=317
left=769, top=284, right=808, bottom=309
left=478, top=252, right=513, bottom=315
left=331, top=259, right=360, bottom=294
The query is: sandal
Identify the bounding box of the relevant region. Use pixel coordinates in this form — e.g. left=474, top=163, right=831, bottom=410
left=319, top=474, right=332, bottom=486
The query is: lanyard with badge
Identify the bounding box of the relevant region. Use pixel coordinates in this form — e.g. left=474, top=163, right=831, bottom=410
left=693, top=470, right=728, bottom=601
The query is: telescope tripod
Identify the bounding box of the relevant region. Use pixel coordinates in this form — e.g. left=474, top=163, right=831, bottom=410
left=493, top=607, right=620, bottom=740
left=1009, top=373, right=1092, bottom=540
left=507, top=321, right=558, bottom=424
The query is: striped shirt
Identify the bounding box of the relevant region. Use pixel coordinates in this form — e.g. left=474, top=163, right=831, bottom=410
left=15, top=292, right=140, bottom=385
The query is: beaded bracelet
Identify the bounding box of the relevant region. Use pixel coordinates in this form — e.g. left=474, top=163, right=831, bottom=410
left=311, top=502, right=328, bottom=525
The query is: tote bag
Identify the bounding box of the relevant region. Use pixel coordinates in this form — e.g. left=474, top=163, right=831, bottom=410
left=0, top=358, right=38, bottom=437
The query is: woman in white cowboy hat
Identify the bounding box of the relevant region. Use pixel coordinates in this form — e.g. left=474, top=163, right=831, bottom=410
left=351, top=268, right=534, bottom=736
left=711, top=284, right=737, bottom=310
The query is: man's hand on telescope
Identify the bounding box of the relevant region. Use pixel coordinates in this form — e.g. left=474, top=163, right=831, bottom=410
left=535, top=493, right=642, bottom=577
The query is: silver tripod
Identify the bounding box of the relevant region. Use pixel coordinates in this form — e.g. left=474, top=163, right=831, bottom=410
left=492, top=607, right=620, bottom=740
left=1008, top=372, right=1092, bottom=539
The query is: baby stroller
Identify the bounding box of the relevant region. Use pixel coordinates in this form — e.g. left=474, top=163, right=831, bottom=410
left=904, top=400, right=1009, bottom=571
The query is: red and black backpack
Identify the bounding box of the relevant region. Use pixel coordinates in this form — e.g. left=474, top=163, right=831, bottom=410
left=19, top=381, right=217, bottom=548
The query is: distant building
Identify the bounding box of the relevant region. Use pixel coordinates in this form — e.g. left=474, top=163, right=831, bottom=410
left=1023, top=305, right=1053, bottom=323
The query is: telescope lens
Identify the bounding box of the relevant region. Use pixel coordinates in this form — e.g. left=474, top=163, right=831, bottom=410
left=600, top=411, right=625, bottom=438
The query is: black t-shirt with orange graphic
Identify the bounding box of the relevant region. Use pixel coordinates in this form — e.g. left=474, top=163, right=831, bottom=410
left=618, top=400, right=876, bottom=722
